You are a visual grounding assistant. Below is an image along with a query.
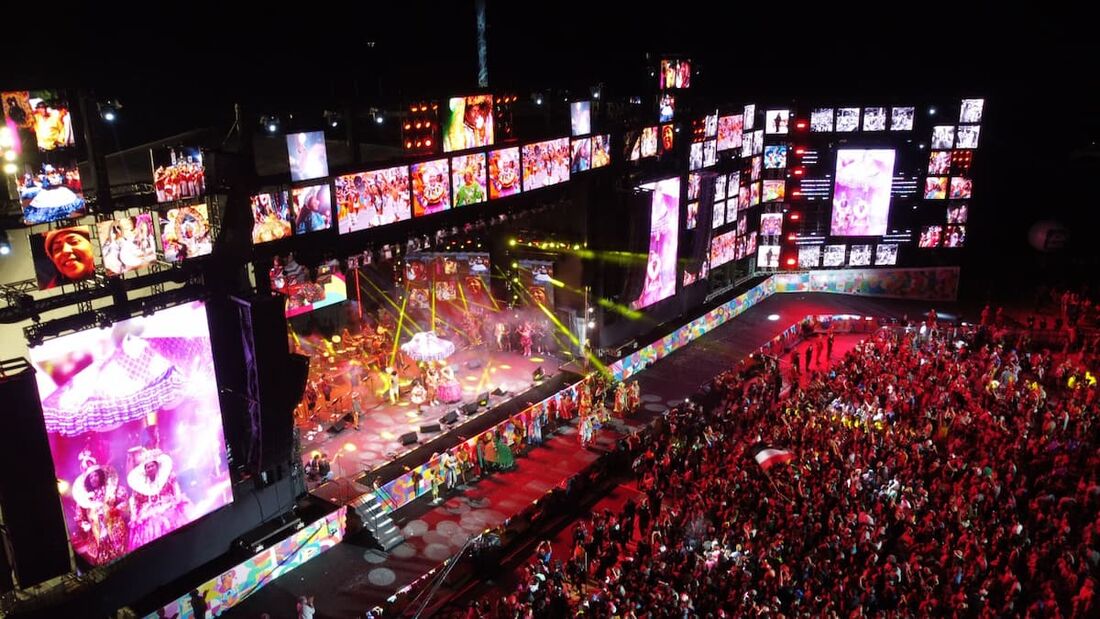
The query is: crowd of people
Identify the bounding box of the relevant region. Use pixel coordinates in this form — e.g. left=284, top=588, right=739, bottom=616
left=467, top=318, right=1099, bottom=617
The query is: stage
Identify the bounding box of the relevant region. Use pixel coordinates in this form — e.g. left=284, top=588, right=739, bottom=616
left=296, top=342, right=563, bottom=479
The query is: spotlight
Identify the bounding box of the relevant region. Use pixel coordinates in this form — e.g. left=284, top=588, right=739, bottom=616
left=98, top=99, right=121, bottom=122
left=3, top=151, right=14, bottom=162
left=375, top=114, right=384, bottom=125
left=0, top=127, right=13, bottom=148
left=767, top=314, right=780, bottom=321
left=587, top=320, right=596, bottom=329
left=0, top=229, right=11, bottom=256
left=2, top=162, right=16, bottom=175
left=928, top=107, right=937, bottom=115
left=324, top=110, right=342, bottom=129
left=260, top=114, right=281, bottom=134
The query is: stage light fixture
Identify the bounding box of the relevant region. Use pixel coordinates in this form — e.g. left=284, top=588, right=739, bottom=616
left=0, top=127, right=13, bottom=148
left=0, top=229, right=11, bottom=256
left=2, top=162, right=16, bottom=175
left=98, top=99, right=121, bottom=122
left=3, top=151, right=14, bottom=162
left=928, top=107, right=936, bottom=115
left=375, top=114, right=384, bottom=125
left=587, top=320, right=596, bottom=329
left=260, top=114, right=281, bottom=134
left=767, top=314, right=780, bottom=321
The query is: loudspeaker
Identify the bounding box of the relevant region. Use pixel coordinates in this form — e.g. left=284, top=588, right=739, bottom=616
left=419, top=423, right=441, bottom=434
left=0, top=360, right=72, bottom=587
left=492, top=386, right=508, bottom=396
left=466, top=360, right=482, bottom=369
left=461, top=402, right=479, bottom=415
left=477, top=392, right=490, bottom=406
left=399, top=432, right=419, bottom=445
left=532, top=366, right=545, bottom=381
left=441, top=411, right=459, bottom=425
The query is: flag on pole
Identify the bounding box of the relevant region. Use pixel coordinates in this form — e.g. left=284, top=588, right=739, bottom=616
left=753, top=447, right=793, bottom=471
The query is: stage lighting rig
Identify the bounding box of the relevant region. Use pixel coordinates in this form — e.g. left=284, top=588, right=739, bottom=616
left=98, top=99, right=122, bottom=122
left=0, top=229, right=10, bottom=256
left=323, top=110, right=342, bottom=129
left=260, top=114, right=281, bottom=134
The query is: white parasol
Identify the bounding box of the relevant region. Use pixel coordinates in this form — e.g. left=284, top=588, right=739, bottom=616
left=399, top=331, right=456, bottom=362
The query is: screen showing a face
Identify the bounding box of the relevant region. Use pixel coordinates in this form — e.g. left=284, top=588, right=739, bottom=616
left=451, top=153, right=488, bottom=207
left=28, top=301, right=233, bottom=567
left=570, top=101, right=591, bottom=136
left=290, top=185, right=333, bottom=234
left=410, top=159, right=452, bottom=216
left=764, top=144, right=787, bottom=169
left=811, top=108, right=834, bottom=132
left=591, top=134, right=611, bottom=168
left=522, top=138, right=570, bottom=191
left=823, top=244, right=846, bottom=267
left=919, top=225, right=942, bottom=248
left=335, top=166, right=411, bottom=233
left=151, top=146, right=206, bottom=203
left=570, top=138, right=592, bottom=174
left=947, top=203, right=969, bottom=224
left=830, top=149, right=896, bottom=236
left=875, top=243, right=898, bottom=265
left=798, top=245, right=821, bottom=268
left=848, top=244, right=872, bottom=266
left=488, top=147, right=522, bottom=198
left=862, top=107, right=886, bottom=131
left=955, top=125, right=980, bottom=149
left=891, top=107, right=915, bottom=131
left=836, top=108, right=859, bottom=132
left=660, top=124, right=674, bottom=153
left=97, top=213, right=157, bottom=277
left=924, top=177, right=948, bottom=200
left=160, top=204, right=214, bottom=261
left=633, top=178, right=680, bottom=309
left=717, top=114, right=743, bottom=151
left=30, top=226, right=97, bottom=290
left=959, top=98, right=984, bottom=123
left=765, top=110, right=789, bottom=134
left=443, top=94, right=494, bottom=153
left=286, top=132, right=329, bottom=182
left=250, top=191, right=294, bottom=243
left=931, top=126, right=955, bottom=149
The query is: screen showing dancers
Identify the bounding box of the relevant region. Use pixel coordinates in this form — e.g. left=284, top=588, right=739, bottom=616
left=944, top=225, right=966, bottom=247
left=830, top=149, right=896, bottom=236
left=891, top=107, right=915, bottom=131
left=924, top=177, right=948, bottom=200
left=151, top=146, right=206, bottom=204
left=712, top=202, right=725, bottom=229
left=710, top=230, right=737, bottom=268
left=757, top=245, right=780, bottom=268
left=443, top=94, right=494, bottom=153
left=591, top=134, right=611, bottom=168
left=764, top=144, right=787, bottom=169
left=931, top=126, right=955, bottom=149
left=875, top=243, right=899, bottom=265
left=956, top=125, right=980, bottom=149
left=2, top=89, right=76, bottom=153
left=411, top=159, right=452, bottom=217
left=848, top=244, right=872, bottom=266
left=798, top=245, right=821, bottom=268
left=488, top=147, right=522, bottom=199
left=659, top=94, right=675, bottom=122
left=928, top=150, right=951, bottom=175
left=570, top=138, right=592, bottom=174
left=959, top=98, right=984, bottom=123
left=862, top=107, right=887, bottom=131
left=950, top=177, right=973, bottom=199
left=14, top=157, right=86, bottom=224
left=27, top=301, right=233, bottom=567
left=760, top=213, right=783, bottom=236
left=743, top=104, right=756, bottom=130
left=451, top=153, right=487, bottom=207
left=335, top=166, right=412, bottom=233
left=633, top=177, right=680, bottom=310
left=30, top=226, right=97, bottom=290
left=250, top=190, right=294, bottom=244
left=947, top=203, right=968, bottom=224
left=762, top=180, right=785, bottom=203
left=717, top=114, right=743, bottom=151
left=836, top=107, right=859, bottom=132
left=640, top=126, right=658, bottom=158
left=659, top=59, right=691, bottom=89
left=703, top=139, right=718, bottom=167
left=97, top=213, right=157, bottom=277
left=286, top=131, right=329, bottom=182
left=159, top=204, right=213, bottom=262
left=273, top=256, right=348, bottom=318
left=919, top=225, right=942, bottom=248
left=290, top=184, right=333, bottom=234
left=823, top=244, right=846, bottom=267
left=570, top=101, right=591, bottom=136
left=686, top=201, right=698, bottom=230
left=521, top=138, right=570, bottom=192
left=689, top=142, right=703, bottom=171
left=811, top=108, right=834, bottom=133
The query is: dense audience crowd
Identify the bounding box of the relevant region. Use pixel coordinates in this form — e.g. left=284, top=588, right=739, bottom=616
left=465, top=320, right=1099, bottom=617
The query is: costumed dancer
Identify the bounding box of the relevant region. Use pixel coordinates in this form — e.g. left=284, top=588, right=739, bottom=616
left=73, top=456, right=128, bottom=565
left=350, top=390, right=362, bottom=430
left=580, top=413, right=593, bottom=448
left=441, top=450, right=458, bottom=490
left=529, top=404, right=544, bottom=445
left=494, top=429, right=515, bottom=470
left=495, top=321, right=507, bottom=352
left=387, top=366, right=400, bottom=404
left=519, top=322, right=534, bottom=357
left=455, top=445, right=471, bottom=485
left=425, top=364, right=440, bottom=406
left=628, top=380, right=641, bottom=414
left=126, top=448, right=190, bottom=551
left=613, top=382, right=627, bottom=417
left=409, top=380, right=427, bottom=405
left=428, top=456, right=443, bottom=504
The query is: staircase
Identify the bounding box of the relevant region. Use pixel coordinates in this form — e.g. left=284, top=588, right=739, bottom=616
left=348, top=492, right=405, bottom=551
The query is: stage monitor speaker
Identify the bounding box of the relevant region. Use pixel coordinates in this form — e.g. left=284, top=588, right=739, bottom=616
left=532, top=366, right=545, bottom=382
left=477, top=392, right=490, bottom=406
left=399, top=432, right=419, bottom=445
left=419, top=423, right=441, bottom=434
left=461, top=402, right=479, bottom=415
left=0, top=360, right=72, bottom=588
left=441, top=411, right=459, bottom=425
left=466, top=360, right=482, bottom=370
left=492, top=386, right=508, bottom=396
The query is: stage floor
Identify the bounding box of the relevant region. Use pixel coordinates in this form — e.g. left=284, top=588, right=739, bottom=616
left=298, top=347, right=561, bottom=478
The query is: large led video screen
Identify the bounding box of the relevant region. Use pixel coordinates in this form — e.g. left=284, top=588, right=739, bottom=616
left=811, top=108, right=834, bottom=132
left=160, top=204, right=213, bottom=262
left=97, top=213, right=157, bottom=277
left=570, top=101, right=591, bottom=136
left=956, top=125, right=980, bottom=149
left=959, top=99, right=984, bottom=123
left=836, top=107, right=859, bottom=132
left=710, top=230, right=737, bottom=268
left=757, top=245, right=780, bottom=268
left=798, top=245, right=821, bottom=268
left=451, top=153, right=487, bottom=206
left=823, top=244, right=846, bottom=267
left=488, top=147, right=522, bottom=199
left=659, top=59, right=691, bottom=89
left=15, top=158, right=86, bottom=224
left=290, top=184, right=333, bottom=234
left=151, top=146, right=206, bottom=203
left=875, top=243, right=898, bottom=265
left=30, top=226, right=97, bottom=290
left=335, top=166, right=411, bottom=233
left=250, top=190, right=294, bottom=244
left=633, top=177, right=680, bottom=309
left=862, top=107, right=886, bottom=131
left=522, top=138, right=570, bottom=191
left=286, top=131, right=329, bottom=182
left=765, top=110, right=789, bottom=134
left=2, top=89, right=75, bottom=152
left=717, top=114, right=743, bottom=151
left=848, top=244, right=872, bottom=266
left=830, top=149, right=896, bottom=236
left=640, top=126, right=658, bottom=158
left=570, top=137, right=591, bottom=173
left=891, top=107, right=914, bottom=131
left=659, top=94, right=675, bottom=122
left=411, top=158, right=452, bottom=216
left=443, top=94, right=494, bottom=153
left=27, top=301, right=232, bottom=567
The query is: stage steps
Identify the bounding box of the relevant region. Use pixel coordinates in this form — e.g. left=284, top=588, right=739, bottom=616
left=348, top=492, right=405, bottom=552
